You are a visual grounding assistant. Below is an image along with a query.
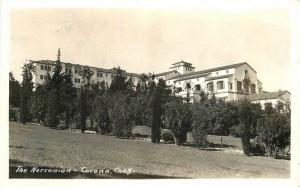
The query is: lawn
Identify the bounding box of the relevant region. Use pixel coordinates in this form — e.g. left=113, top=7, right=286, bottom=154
left=9, top=122, right=290, bottom=178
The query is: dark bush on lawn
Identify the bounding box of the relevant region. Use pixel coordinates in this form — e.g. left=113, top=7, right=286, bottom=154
left=257, top=103, right=290, bottom=157
left=161, top=129, right=174, bottom=143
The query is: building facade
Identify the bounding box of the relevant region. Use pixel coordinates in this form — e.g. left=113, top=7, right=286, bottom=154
left=154, top=61, right=263, bottom=102
left=244, top=90, right=291, bottom=110
left=30, top=60, right=140, bottom=89
left=30, top=59, right=290, bottom=106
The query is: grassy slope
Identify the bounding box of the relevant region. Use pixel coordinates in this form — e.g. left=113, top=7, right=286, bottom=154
left=9, top=122, right=289, bottom=178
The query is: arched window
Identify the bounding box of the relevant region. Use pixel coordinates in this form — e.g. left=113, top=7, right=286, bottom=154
left=237, top=81, right=242, bottom=92
left=217, top=81, right=224, bottom=90
left=195, top=84, right=201, bottom=91
left=207, top=82, right=214, bottom=92
left=251, top=84, right=256, bottom=94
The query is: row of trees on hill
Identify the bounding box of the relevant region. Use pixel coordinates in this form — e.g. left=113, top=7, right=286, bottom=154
left=9, top=49, right=290, bottom=158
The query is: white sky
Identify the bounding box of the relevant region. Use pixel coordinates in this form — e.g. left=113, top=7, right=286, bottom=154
left=10, top=4, right=292, bottom=92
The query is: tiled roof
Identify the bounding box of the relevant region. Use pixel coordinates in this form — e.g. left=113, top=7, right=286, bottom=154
left=244, top=90, right=290, bottom=101
left=171, top=60, right=193, bottom=66
left=205, top=74, right=233, bottom=81
left=29, top=60, right=56, bottom=65
left=167, top=62, right=249, bottom=80
left=174, top=73, right=210, bottom=82
left=29, top=59, right=140, bottom=77
left=155, top=70, right=177, bottom=77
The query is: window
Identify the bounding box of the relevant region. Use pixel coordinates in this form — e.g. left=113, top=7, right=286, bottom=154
left=251, top=84, right=256, bottom=94
left=66, top=68, right=72, bottom=74
left=207, top=82, right=214, bottom=92
left=111, top=75, right=114, bottom=79
left=40, top=75, right=43, bottom=80
left=237, top=81, right=242, bottom=92
left=75, top=78, right=81, bottom=83
left=75, top=69, right=78, bottom=74
left=41, top=65, right=44, bottom=70
left=195, top=84, right=201, bottom=91
left=133, top=78, right=135, bottom=81
left=229, top=82, right=233, bottom=90
left=217, top=81, right=224, bottom=90
left=48, top=66, right=51, bottom=71
left=106, top=73, right=108, bottom=77
left=97, top=72, right=102, bottom=77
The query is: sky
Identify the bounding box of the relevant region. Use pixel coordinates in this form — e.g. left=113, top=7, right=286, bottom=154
left=10, top=6, right=291, bottom=92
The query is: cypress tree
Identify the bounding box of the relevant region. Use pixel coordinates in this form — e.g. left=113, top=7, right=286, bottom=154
left=45, top=48, right=63, bottom=128
left=20, top=63, right=35, bottom=124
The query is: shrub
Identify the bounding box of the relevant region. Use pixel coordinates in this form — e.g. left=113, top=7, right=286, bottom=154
left=257, top=105, right=290, bottom=157
left=192, top=126, right=208, bottom=148
left=162, top=97, right=192, bottom=145
left=161, top=129, right=174, bottom=143
left=191, top=100, right=213, bottom=148
left=9, top=107, right=18, bottom=122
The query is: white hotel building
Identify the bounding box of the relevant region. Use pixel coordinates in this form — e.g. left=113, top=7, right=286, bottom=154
left=30, top=60, right=140, bottom=89
left=155, top=60, right=263, bottom=102
left=30, top=59, right=289, bottom=105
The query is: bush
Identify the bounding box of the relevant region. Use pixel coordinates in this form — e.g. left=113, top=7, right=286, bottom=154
left=192, top=127, right=208, bottom=147
left=9, top=107, right=19, bottom=122
left=257, top=105, right=290, bottom=157
left=191, top=100, right=213, bottom=148
left=162, top=98, right=192, bottom=145
left=161, top=129, right=174, bottom=143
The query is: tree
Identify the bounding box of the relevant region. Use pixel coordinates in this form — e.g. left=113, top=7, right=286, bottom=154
left=191, top=95, right=215, bottom=148
left=60, top=73, right=77, bottom=127
left=109, top=67, right=127, bottom=93
left=92, top=94, right=111, bottom=134
left=45, top=48, right=64, bottom=128
left=211, top=101, right=239, bottom=136
left=9, top=72, right=21, bottom=107
left=109, top=94, right=133, bottom=138
left=30, top=85, right=48, bottom=125
left=238, top=100, right=262, bottom=156
left=78, top=66, right=97, bottom=132
left=162, top=97, right=192, bottom=145
left=20, top=62, right=35, bottom=124
left=151, top=79, right=171, bottom=143
left=257, top=103, right=290, bottom=157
